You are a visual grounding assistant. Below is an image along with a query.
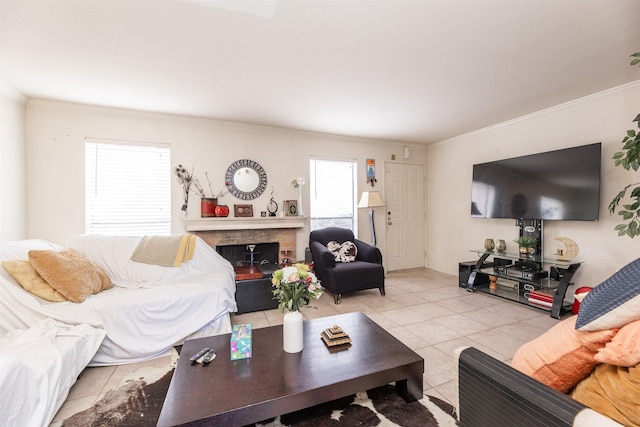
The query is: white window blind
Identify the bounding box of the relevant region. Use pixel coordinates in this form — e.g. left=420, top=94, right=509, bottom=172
left=85, top=139, right=171, bottom=235
left=309, top=158, right=357, bottom=233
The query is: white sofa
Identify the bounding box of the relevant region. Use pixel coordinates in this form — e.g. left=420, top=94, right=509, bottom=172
left=1, top=235, right=238, bottom=426
left=0, top=319, right=105, bottom=427
left=1, top=235, right=237, bottom=365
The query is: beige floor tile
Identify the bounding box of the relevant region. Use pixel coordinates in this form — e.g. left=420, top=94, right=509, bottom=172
left=432, top=313, right=495, bottom=336
left=364, top=311, right=401, bottom=330
left=386, top=325, right=430, bottom=350
left=413, top=288, right=467, bottom=303
left=301, top=304, right=341, bottom=320
left=387, top=292, right=429, bottom=306
left=232, top=311, right=271, bottom=328
left=433, top=286, right=472, bottom=299
left=380, top=306, right=434, bottom=326
left=432, top=336, right=504, bottom=362
left=461, top=292, right=506, bottom=308
left=407, top=319, right=463, bottom=345
left=416, top=346, right=456, bottom=387
left=434, top=379, right=457, bottom=407
left=483, top=302, right=544, bottom=321
left=495, top=321, right=554, bottom=342
left=350, top=294, right=404, bottom=312
left=264, top=308, right=285, bottom=326
left=435, top=296, right=483, bottom=313
left=66, top=365, right=116, bottom=400
left=50, top=395, right=96, bottom=424
left=462, top=305, right=539, bottom=326
left=465, top=328, right=527, bottom=360
left=392, top=281, right=433, bottom=294
left=407, top=302, right=457, bottom=320
left=530, top=312, right=565, bottom=331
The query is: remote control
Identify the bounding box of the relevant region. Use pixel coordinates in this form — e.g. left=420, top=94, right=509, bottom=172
left=201, top=348, right=216, bottom=364
left=189, top=347, right=210, bottom=363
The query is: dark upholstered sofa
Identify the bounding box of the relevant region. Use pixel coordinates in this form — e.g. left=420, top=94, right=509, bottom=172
left=455, top=347, right=622, bottom=427
left=309, top=227, right=385, bottom=304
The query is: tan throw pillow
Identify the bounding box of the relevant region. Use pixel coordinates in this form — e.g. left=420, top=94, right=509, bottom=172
left=511, top=316, right=617, bottom=393
left=28, top=249, right=113, bottom=303
left=595, top=319, right=640, bottom=367
left=2, top=259, right=68, bottom=302
left=571, top=363, right=640, bottom=427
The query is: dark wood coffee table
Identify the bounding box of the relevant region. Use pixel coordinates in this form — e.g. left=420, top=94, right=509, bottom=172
left=157, top=311, right=424, bottom=427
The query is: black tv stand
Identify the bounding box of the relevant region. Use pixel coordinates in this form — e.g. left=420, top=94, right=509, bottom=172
left=461, top=250, right=581, bottom=319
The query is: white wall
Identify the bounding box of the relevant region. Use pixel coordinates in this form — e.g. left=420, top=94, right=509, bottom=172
left=0, top=87, right=28, bottom=240
left=426, top=81, right=640, bottom=287
left=25, top=100, right=427, bottom=260
left=18, top=82, right=640, bottom=284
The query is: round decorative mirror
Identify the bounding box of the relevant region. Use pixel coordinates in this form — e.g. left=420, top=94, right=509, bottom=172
left=225, top=159, right=268, bottom=200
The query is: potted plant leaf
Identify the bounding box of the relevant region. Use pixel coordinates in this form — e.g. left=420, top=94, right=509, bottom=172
left=608, top=53, right=640, bottom=238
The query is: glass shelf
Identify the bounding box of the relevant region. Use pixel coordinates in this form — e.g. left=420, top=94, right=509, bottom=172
left=477, top=267, right=556, bottom=289
left=470, top=249, right=582, bottom=267
left=471, top=282, right=573, bottom=316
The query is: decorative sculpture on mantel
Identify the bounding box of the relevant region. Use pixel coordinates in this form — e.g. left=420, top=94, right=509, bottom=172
left=267, top=187, right=278, bottom=217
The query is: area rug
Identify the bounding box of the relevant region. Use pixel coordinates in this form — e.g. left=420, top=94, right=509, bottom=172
left=60, top=354, right=458, bottom=427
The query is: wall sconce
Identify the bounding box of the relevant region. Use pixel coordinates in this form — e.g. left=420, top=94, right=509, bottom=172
left=403, top=146, right=411, bottom=159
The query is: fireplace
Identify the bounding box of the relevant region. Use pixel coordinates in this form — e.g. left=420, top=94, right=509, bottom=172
left=185, top=218, right=307, bottom=314
left=216, top=242, right=280, bottom=266
left=193, top=228, right=298, bottom=265
left=184, top=216, right=306, bottom=266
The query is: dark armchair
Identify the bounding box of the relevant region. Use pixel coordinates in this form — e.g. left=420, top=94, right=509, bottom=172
left=309, top=227, right=385, bottom=304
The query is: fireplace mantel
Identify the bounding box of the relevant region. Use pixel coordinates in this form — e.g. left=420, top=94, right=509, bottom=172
left=183, top=216, right=307, bottom=232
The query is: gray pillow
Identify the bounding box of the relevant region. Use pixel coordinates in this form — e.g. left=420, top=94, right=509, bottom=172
left=575, top=258, right=640, bottom=331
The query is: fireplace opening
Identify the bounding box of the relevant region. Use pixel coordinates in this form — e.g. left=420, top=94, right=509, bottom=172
left=216, top=242, right=280, bottom=267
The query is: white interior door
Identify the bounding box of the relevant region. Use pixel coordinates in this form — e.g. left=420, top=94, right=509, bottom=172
left=385, top=163, right=425, bottom=271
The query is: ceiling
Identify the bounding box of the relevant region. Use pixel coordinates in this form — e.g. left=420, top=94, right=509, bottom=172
left=2, top=1, right=639, bottom=144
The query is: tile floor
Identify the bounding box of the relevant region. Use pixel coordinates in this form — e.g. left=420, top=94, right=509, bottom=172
left=51, top=268, right=560, bottom=424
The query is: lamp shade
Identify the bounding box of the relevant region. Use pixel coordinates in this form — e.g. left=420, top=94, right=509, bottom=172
left=358, top=191, right=386, bottom=208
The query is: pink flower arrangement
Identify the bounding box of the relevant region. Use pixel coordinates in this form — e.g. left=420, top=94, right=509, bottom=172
left=272, top=263, right=323, bottom=312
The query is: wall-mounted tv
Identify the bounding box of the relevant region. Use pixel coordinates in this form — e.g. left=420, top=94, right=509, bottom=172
left=471, top=143, right=601, bottom=221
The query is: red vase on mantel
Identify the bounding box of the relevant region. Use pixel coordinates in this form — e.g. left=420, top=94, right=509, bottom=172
left=215, top=205, right=230, bottom=217
left=201, top=198, right=218, bottom=217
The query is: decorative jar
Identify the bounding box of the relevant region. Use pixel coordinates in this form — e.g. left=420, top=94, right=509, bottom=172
left=484, top=239, right=495, bottom=251
left=214, top=205, right=230, bottom=217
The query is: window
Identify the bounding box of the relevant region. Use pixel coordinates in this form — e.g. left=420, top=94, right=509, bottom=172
left=471, top=181, right=495, bottom=218
left=85, top=139, right=171, bottom=235
left=309, top=158, right=357, bottom=232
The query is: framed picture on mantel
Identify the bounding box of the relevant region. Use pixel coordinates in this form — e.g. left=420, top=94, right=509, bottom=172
left=284, top=200, right=298, bottom=216
left=234, top=204, right=253, bottom=217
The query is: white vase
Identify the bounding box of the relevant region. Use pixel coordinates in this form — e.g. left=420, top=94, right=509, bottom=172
left=283, top=310, right=304, bottom=353
left=297, top=184, right=304, bottom=216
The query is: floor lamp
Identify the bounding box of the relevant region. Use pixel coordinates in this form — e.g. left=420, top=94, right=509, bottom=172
left=357, top=191, right=386, bottom=247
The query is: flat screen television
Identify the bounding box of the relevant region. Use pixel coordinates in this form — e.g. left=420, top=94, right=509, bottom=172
left=471, top=143, right=601, bottom=221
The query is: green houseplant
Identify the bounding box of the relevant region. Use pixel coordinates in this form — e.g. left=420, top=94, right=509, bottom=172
left=514, top=236, right=537, bottom=255
left=608, top=52, right=640, bottom=239
left=514, top=236, right=537, bottom=247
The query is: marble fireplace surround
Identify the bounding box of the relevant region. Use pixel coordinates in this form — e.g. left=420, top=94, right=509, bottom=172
left=183, top=217, right=307, bottom=265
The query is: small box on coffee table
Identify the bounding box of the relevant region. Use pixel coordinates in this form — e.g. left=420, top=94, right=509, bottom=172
left=230, top=324, right=252, bottom=360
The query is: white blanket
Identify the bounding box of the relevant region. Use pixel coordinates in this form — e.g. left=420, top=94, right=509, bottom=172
left=0, top=236, right=237, bottom=365
left=0, top=319, right=105, bottom=427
